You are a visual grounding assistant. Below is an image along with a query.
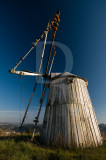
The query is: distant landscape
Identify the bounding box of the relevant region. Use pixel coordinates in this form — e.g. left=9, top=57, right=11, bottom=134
left=0, top=122, right=106, bottom=136
left=0, top=122, right=40, bottom=133
left=0, top=123, right=106, bottom=160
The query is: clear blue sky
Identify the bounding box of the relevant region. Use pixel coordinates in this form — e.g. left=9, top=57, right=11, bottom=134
left=0, top=0, right=106, bottom=124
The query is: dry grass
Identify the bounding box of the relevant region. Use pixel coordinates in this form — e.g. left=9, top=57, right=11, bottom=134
left=0, top=134, right=106, bottom=160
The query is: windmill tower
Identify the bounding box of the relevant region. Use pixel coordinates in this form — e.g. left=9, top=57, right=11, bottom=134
left=9, top=10, right=103, bottom=148
left=41, top=72, right=103, bottom=147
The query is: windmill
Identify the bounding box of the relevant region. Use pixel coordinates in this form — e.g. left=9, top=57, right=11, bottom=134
left=9, top=10, right=103, bottom=148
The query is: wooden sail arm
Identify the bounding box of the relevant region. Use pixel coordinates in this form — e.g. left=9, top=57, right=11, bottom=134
left=9, top=69, right=51, bottom=78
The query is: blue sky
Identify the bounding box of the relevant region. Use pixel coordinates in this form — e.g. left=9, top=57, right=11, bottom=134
left=0, top=0, right=106, bottom=124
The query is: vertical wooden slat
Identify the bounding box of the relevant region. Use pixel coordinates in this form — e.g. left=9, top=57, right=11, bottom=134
left=44, top=106, right=50, bottom=144
left=72, top=79, right=83, bottom=147
left=68, top=103, right=73, bottom=146
left=74, top=79, right=86, bottom=147
left=76, top=79, right=88, bottom=147
left=62, top=104, right=67, bottom=146
left=57, top=105, right=61, bottom=146
left=61, top=104, right=65, bottom=145
left=81, top=79, right=98, bottom=146
left=52, top=102, right=56, bottom=145
left=49, top=105, right=55, bottom=145
left=71, top=82, right=79, bottom=147
left=67, top=104, right=71, bottom=146
left=78, top=79, right=92, bottom=146
left=82, top=81, right=98, bottom=146
left=70, top=103, right=78, bottom=146
left=47, top=106, right=53, bottom=145
left=83, top=82, right=99, bottom=146
left=54, top=104, right=60, bottom=146
left=85, top=86, right=102, bottom=144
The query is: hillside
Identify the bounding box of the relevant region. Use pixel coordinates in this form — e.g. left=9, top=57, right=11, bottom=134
left=99, top=124, right=106, bottom=136
left=0, top=123, right=106, bottom=160
left=0, top=123, right=106, bottom=135
left=0, top=123, right=41, bottom=133
left=0, top=134, right=106, bottom=160
left=0, top=128, right=5, bottom=136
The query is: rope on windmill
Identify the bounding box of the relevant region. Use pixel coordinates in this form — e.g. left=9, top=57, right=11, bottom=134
left=19, top=22, right=50, bottom=130
left=33, top=11, right=60, bottom=127
left=33, top=48, right=57, bottom=125
left=13, top=42, right=39, bottom=71
left=19, top=75, right=30, bottom=126
left=19, top=10, right=60, bottom=130
left=11, top=26, right=50, bottom=72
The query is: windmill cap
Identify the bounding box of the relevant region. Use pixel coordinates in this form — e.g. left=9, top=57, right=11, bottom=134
left=51, top=72, right=88, bottom=84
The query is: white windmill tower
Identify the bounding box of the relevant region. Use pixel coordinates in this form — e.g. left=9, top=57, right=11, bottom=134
left=41, top=73, right=103, bottom=147
left=9, top=10, right=102, bottom=148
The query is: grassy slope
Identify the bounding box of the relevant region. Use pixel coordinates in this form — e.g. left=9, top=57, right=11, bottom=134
left=0, top=135, right=106, bottom=160
left=0, top=129, right=5, bottom=136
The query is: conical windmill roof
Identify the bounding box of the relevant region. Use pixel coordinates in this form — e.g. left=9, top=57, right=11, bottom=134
left=51, top=72, right=88, bottom=84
